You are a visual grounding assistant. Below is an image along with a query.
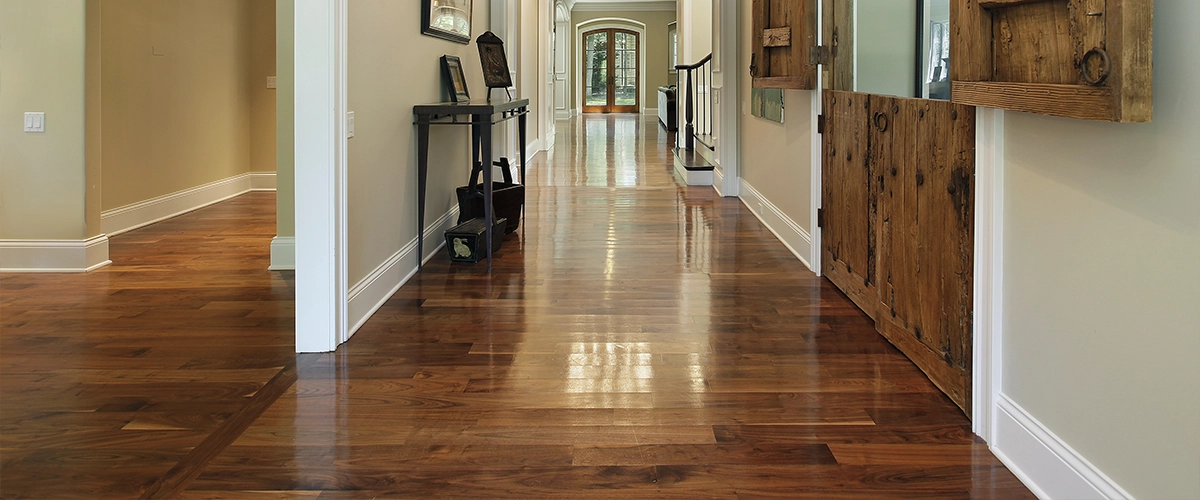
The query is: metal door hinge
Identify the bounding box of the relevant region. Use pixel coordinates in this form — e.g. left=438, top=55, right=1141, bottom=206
left=817, top=208, right=825, bottom=228
left=817, top=114, right=826, bottom=134
left=810, top=45, right=831, bottom=66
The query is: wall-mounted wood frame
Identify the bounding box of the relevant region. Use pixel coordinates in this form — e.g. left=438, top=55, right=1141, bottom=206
left=751, top=0, right=818, bottom=89
left=950, top=0, right=1153, bottom=122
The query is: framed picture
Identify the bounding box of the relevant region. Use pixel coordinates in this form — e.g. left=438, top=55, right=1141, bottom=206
left=441, top=55, right=470, bottom=102
left=476, top=32, right=513, bottom=89
left=422, top=0, right=473, bottom=45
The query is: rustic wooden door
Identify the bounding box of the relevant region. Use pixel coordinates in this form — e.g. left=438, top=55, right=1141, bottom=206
left=582, top=29, right=639, bottom=114
left=821, top=90, right=877, bottom=319
left=821, top=90, right=976, bottom=415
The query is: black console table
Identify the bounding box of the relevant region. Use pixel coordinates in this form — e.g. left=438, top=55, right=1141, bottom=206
left=413, top=98, right=529, bottom=271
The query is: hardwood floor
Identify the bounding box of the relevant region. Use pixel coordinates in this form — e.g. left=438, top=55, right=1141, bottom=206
left=1, top=115, right=1033, bottom=498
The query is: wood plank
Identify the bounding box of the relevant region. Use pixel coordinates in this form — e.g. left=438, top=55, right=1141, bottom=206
left=950, top=0, right=994, bottom=82
left=762, top=27, right=792, bottom=47
left=952, top=81, right=1115, bottom=121
left=978, top=0, right=1056, bottom=8
left=821, top=91, right=876, bottom=320
left=1109, top=0, right=1154, bottom=122
left=992, top=0, right=1075, bottom=84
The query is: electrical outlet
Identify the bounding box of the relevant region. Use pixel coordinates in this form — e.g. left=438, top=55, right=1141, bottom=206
left=347, top=111, right=355, bottom=138
left=267, top=76, right=277, bottom=89
left=24, top=112, right=45, bottom=133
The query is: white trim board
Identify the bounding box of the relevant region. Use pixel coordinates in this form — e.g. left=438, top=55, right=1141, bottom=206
left=973, top=107, right=1004, bottom=442
left=712, top=167, right=725, bottom=197
left=738, top=179, right=814, bottom=272
left=294, top=0, right=350, bottom=353
left=269, top=236, right=296, bottom=271
left=0, top=234, right=111, bottom=273
left=346, top=206, right=460, bottom=337
left=101, top=172, right=277, bottom=237
left=993, top=394, right=1134, bottom=500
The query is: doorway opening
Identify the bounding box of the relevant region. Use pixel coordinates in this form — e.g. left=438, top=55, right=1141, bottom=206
left=581, top=28, right=639, bottom=113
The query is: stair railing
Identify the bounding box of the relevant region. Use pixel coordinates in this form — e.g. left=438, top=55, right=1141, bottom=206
left=675, top=53, right=713, bottom=151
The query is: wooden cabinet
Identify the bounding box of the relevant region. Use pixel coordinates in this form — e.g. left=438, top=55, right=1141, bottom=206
left=951, top=0, right=1153, bottom=122
left=751, top=0, right=818, bottom=89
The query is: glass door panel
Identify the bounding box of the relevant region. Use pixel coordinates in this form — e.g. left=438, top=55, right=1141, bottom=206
left=584, top=31, right=608, bottom=108
left=582, top=29, right=638, bottom=113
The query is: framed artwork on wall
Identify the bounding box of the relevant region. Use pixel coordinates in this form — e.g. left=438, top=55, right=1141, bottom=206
left=422, top=0, right=473, bottom=44
left=441, top=55, right=470, bottom=102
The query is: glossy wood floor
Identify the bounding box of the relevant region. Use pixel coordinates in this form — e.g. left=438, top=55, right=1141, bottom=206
left=1, top=114, right=1033, bottom=499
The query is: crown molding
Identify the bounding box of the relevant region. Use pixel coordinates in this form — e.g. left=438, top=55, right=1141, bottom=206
left=571, top=1, right=676, bottom=12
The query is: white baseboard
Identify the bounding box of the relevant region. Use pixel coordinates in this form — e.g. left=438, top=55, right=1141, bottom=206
left=269, top=236, right=296, bottom=271
left=993, top=394, right=1133, bottom=500
left=346, top=206, right=459, bottom=338
left=713, top=167, right=725, bottom=197
left=101, top=172, right=277, bottom=236
left=250, top=172, right=277, bottom=190
left=642, top=107, right=658, bottom=115
left=556, top=109, right=573, bottom=120
left=527, top=138, right=544, bottom=155
left=0, top=234, right=111, bottom=273
left=738, top=179, right=814, bottom=272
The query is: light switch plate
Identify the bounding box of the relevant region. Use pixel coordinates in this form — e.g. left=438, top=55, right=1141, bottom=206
left=347, top=111, right=355, bottom=138
left=24, top=112, right=45, bottom=133
left=267, top=76, right=277, bottom=89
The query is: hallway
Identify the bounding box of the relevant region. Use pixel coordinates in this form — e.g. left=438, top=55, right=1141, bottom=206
left=0, top=115, right=1033, bottom=498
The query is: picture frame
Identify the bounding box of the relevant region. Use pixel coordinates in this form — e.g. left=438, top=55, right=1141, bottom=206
left=476, top=32, right=513, bottom=89
left=421, top=0, right=473, bottom=45
left=441, top=55, right=470, bottom=102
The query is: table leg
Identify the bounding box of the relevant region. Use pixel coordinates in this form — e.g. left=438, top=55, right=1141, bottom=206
left=417, top=117, right=430, bottom=270
left=471, top=117, right=482, bottom=189
left=518, top=110, right=527, bottom=227
left=518, top=110, right=527, bottom=185
left=481, top=115, right=494, bottom=273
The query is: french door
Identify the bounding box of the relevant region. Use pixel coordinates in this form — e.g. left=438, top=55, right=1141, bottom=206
left=582, top=28, right=639, bottom=113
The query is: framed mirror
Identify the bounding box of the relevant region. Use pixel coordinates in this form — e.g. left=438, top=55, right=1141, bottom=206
left=822, top=0, right=950, bottom=100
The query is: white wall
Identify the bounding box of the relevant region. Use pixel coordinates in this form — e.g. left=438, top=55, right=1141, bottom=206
left=999, top=1, right=1200, bottom=498
left=855, top=0, right=916, bottom=97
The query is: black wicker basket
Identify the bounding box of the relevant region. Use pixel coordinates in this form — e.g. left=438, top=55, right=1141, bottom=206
left=456, top=157, right=524, bottom=234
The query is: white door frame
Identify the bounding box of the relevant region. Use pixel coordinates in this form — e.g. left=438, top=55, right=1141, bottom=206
left=294, top=0, right=349, bottom=352
left=713, top=0, right=739, bottom=198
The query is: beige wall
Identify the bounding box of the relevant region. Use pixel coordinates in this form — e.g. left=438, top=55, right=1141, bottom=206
left=569, top=10, right=676, bottom=114
left=1001, top=1, right=1200, bottom=497
left=248, top=0, right=277, bottom=174
left=346, top=0, right=489, bottom=284
left=98, top=0, right=276, bottom=211
left=275, top=0, right=294, bottom=238
left=0, top=0, right=89, bottom=240
left=735, top=0, right=814, bottom=239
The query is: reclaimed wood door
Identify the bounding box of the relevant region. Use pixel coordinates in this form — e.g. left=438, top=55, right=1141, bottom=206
left=821, top=90, right=976, bottom=415
left=821, top=90, right=877, bottom=319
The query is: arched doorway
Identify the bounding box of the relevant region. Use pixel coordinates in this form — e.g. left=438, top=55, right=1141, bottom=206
left=581, top=28, right=639, bottom=114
